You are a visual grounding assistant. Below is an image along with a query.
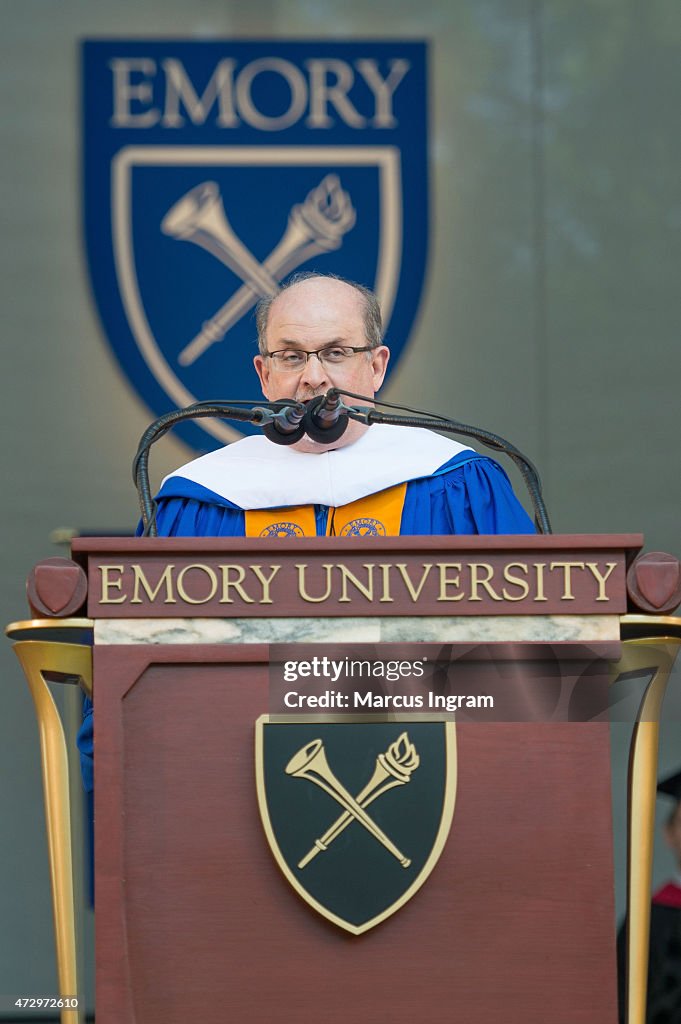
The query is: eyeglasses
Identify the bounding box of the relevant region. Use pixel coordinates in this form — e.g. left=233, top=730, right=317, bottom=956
left=265, top=345, right=373, bottom=372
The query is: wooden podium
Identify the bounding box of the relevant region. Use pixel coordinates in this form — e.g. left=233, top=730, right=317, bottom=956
left=8, top=534, right=681, bottom=1024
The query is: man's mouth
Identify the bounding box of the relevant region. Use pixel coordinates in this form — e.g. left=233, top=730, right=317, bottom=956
left=295, top=387, right=327, bottom=403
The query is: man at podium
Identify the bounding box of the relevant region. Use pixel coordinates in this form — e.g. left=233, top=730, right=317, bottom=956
left=79, top=274, right=534, bottom=788
left=149, top=272, right=535, bottom=539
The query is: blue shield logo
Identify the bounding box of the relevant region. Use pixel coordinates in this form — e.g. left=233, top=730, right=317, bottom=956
left=82, top=41, right=429, bottom=451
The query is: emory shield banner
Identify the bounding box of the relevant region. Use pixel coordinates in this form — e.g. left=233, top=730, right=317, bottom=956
left=82, top=40, right=429, bottom=451
left=256, top=718, right=456, bottom=934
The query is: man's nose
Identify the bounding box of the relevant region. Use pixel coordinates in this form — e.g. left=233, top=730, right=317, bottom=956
left=298, top=351, right=329, bottom=389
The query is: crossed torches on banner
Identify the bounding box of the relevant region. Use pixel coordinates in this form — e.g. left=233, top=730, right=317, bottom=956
left=161, top=174, right=357, bottom=367
left=285, top=732, right=420, bottom=870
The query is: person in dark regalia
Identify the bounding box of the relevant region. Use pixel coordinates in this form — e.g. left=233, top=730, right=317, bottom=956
left=619, top=769, right=681, bottom=1023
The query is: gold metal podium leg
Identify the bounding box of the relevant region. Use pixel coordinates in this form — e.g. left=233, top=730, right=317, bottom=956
left=12, top=639, right=92, bottom=1024
left=615, top=635, right=681, bottom=1024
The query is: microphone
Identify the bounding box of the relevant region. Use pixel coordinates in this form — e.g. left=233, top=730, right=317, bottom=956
left=259, top=401, right=307, bottom=445
left=303, top=391, right=349, bottom=443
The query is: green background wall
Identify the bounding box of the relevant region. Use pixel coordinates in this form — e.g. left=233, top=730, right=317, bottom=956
left=1, top=0, right=679, bottom=1013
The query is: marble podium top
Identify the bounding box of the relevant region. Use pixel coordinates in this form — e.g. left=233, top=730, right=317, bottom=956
left=95, top=614, right=620, bottom=646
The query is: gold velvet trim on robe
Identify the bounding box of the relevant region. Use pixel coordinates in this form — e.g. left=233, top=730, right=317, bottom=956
left=245, top=482, right=408, bottom=538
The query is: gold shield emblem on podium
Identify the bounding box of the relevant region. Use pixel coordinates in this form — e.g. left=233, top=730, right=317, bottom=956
left=255, top=718, right=457, bottom=934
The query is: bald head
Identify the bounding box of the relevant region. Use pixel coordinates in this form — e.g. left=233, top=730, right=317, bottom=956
left=255, top=273, right=383, bottom=356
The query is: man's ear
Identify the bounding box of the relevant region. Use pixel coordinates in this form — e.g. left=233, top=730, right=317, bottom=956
left=253, top=354, right=271, bottom=399
left=371, top=346, right=390, bottom=392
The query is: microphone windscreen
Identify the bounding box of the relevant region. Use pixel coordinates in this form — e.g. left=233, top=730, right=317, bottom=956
left=261, top=420, right=307, bottom=445
left=303, top=396, right=349, bottom=443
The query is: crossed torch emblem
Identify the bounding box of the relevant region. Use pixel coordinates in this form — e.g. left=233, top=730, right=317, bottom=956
left=286, top=732, right=420, bottom=870
left=160, top=173, right=356, bottom=367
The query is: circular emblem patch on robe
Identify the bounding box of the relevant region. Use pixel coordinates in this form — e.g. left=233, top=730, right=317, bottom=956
left=260, top=522, right=306, bottom=538
left=340, top=517, right=386, bottom=537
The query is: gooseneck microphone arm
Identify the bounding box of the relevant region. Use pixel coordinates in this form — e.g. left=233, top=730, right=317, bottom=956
left=133, top=390, right=552, bottom=537
left=326, top=388, right=553, bottom=534
left=132, top=399, right=305, bottom=536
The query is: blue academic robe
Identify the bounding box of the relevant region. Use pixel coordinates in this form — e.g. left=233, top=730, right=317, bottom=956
left=150, top=451, right=536, bottom=537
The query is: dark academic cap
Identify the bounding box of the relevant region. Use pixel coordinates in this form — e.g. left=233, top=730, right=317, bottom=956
left=657, top=769, right=681, bottom=804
